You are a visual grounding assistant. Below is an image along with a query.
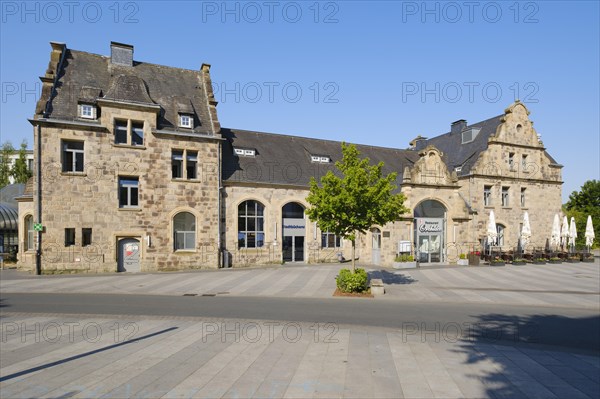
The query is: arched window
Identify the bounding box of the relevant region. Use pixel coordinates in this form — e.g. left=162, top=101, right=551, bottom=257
left=173, top=212, right=195, bottom=250
left=238, top=200, right=265, bottom=248
left=497, top=224, right=505, bottom=247
left=25, top=215, right=34, bottom=251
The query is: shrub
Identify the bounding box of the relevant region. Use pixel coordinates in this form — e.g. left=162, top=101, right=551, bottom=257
left=459, top=253, right=467, bottom=260
left=394, top=254, right=414, bottom=262
left=336, top=268, right=368, bottom=293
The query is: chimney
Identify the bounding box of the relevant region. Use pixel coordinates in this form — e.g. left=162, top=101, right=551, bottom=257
left=110, top=41, right=133, bottom=67
left=451, top=119, right=467, bottom=134
left=409, top=135, right=428, bottom=151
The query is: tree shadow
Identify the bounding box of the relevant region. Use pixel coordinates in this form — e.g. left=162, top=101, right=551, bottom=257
left=453, top=313, right=600, bottom=398
left=368, top=269, right=417, bottom=285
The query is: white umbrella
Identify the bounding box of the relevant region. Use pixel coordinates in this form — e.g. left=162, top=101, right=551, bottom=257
left=487, top=210, right=498, bottom=247
left=550, top=214, right=561, bottom=248
left=560, top=215, right=569, bottom=248
left=585, top=215, right=595, bottom=248
left=569, top=217, right=577, bottom=249
left=520, top=212, right=532, bottom=248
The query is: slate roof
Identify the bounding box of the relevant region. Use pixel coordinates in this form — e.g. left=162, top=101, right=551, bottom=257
left=44, top=48, right=215, bottom=135
left=221, top=128, right=420, bottom=188
left=0, top=184, right=25, bottom=207
left=422, top=114, right=504, bottom=176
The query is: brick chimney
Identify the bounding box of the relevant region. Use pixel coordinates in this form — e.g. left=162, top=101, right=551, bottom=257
left=110, top=41, right=133, bottom=67
left=451, top=119, right=467, bottom=134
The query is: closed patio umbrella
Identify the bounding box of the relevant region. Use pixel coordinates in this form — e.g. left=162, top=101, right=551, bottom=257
left=569, top=216, right=577, bottom=252
left=561, top=215, right=569, bottom=250
left=585, top=215, right=595, bottom=250
left=520, top=212, right=532, bottom=250
left=550, top=214, right=561, bottom=249
left=487, top=210, right=497, bottom=254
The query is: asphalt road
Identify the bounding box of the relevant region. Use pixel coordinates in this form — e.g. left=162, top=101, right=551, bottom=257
left=1, top=292, right=598, bottom=352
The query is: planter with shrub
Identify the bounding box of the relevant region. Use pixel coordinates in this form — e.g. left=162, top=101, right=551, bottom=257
left=532, top=258, right=546, bottom=265
left=468, top=251, right=480, bottom=266
left=548, top=257, right=562, bottom=264
left=512, top=258, right=526, bottom=266
left=490, top=259, right=505, bottom=266
left=457, top=253, right=469, bottom=266
left=393, top=254, right=417, bottom=269
left=336, top=268, right=369, bottom=293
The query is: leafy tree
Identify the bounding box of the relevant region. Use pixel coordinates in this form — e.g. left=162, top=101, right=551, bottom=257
left=0, top=141, right=15, bottom=188
left=564, top=180, right=600, bottom=248
left=10, top=141, right=32, bottom=184
left=306, top=142, right=408, bottom=272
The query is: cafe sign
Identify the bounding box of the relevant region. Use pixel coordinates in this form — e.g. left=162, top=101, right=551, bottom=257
left=417, top=218, right=443, bottom=234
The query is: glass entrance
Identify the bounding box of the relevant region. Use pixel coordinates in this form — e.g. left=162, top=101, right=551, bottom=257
left=414, top=200, right=447, bottom=264
left=282, top=202, right=305, bottom=262
left=417, top=234, right=442, bottom=263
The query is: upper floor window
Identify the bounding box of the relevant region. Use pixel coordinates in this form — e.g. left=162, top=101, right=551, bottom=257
left=521, top=154, right=528, bottom=170
left=520, top=188, right=526, bottom=207
left=321, top=230, right=341, bottom=248
left=65, top=228, right=75, bottom=247
left=79, top=104, right=96, bottom=119
left=483, top=185, right=492, bottom=206
left=119, top=177, right=139, bottom=208
left=234, top=148, right=256, bottom=157
left=172, top=149, right=198, bottom=180
left=496, top=224, right=505, bottom=246
left=311, top=155, right=331, bottom=163
left=62, top=140, right=84, bottom=172
left=179, top=114, right=193, bottom=128
left=501, top=186, right=510, bottom=207
left=508, top=153, right=515, bottom=170
left=82, top=228, right=92, bottom=247
left=114, top=119, right=144, bottom=146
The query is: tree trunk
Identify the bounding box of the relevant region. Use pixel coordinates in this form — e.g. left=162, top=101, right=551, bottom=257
left=351, top=239, right=356, bottom=273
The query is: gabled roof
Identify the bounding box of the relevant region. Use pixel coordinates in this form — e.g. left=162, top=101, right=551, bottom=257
left=0, top=184, right=25, bottom=207
left=44, top=48, right=215, bottom=136
left=221, top=128, right=419, bottom=188
left=422, top=114, right=504, bottom=176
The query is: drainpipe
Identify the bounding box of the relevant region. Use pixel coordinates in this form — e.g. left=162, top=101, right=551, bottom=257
left=35, top=123, right=41, bottom=275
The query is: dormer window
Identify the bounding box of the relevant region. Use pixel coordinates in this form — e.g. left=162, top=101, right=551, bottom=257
left=179, top=114, right=193, bottom=128
left=461, top=128, right=480, bottom=144
left=79, top=103, right=96, bottom=119
left=234, top=148, right=256, bottom=157
left=311, top=155, right=331, bottom=163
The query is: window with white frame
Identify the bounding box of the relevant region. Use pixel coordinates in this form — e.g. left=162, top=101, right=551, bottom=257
left=114, top=119, right=144, bottom=146
left=172, top=149, right=198, bottom=180
left=321, top=230, right=341, bottom=248
left=521, top=154, right=528, bottom=170
left=174, top=212, right=196, bottom=250
left=311, top=155, right=331, bottom=163
left=79, top=104, right=96, bottom=119
left=508, top=152, right=515, bottom=170
left=119, top=177, right=139, bottom=208
left=483, top=185, right=492, bottom=206
left=62, top=140, right=84, bottom=172
left=25, top=215, right=34, bottom=251
left=501, top=186, right=510, bottom=207
left=179, top=114, right=193, bottom=128
left=234, top=148, right=256, bottom=157
left=520, top=187, right=526, bottom=207
left=238, top=200, right=265, bottom=248
left=496, top=224, right=505, bottom=246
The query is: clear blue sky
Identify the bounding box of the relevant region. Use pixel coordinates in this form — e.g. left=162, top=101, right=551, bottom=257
left=1, top=1, right=598, bottom=202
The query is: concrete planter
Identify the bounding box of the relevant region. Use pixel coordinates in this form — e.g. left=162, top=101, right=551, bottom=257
left=548, top=260, right=562, bottom=264
left=532, top=261, right=546, bottom=265
left=490, top=261, right=505, bottom=266
left=393, top=261, right=417, bottom=269
left=582, top=257, right=595, bottom=263
left=512, top=261, right=526, bottom=266
left=457, top=259, right=469, bottom=266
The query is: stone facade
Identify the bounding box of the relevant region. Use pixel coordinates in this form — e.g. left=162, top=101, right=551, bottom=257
left=17, top=42, right=563, bottom=273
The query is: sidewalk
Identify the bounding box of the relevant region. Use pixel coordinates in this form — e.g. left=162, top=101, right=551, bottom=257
left=2, top=261, right=599, bottom=309
left=0, top=314, right=598, bottom=398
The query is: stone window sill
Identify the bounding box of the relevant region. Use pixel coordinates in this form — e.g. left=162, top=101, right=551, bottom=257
left=118, top=207, right=141, bottom=212
left=112, top=143, right=146, bottom=150
left=61, top=172, right=86, bottom=177
left=172, top=178, right=201, bottom=183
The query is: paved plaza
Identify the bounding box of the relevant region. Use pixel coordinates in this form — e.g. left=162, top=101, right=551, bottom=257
left=2, top=261, right=599, bottom=309
left=1, top=262, right=599, bottom=398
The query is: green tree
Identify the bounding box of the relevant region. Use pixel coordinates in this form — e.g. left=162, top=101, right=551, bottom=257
left=0, top=141, right=15, bottom=188
left=306, top=142, right=408, bottom=272
left=564, top=180, right=600, bottom=248
left=10, top=140, right=32, bottom=184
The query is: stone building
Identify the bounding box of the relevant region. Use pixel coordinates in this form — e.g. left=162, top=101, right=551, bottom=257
left=18, top=42, right=563, bottom=273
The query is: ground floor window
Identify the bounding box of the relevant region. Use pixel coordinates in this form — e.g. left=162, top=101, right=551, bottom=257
left=238, top=200, right=265, bottom=248
left=321, top=231, right=341, bottom=248
left=174, top=212, right=196, bottom=250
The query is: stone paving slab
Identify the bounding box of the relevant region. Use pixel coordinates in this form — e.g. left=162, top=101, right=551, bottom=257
left=1, top=315, right=598, bottom=399
left=1, top=261, right=599, bottom=310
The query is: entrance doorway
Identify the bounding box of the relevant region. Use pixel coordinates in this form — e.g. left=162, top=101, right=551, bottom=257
left=371, top=228, right=381, bottom=265
left=118, top=238, right=140, bottom=272
left=282, top=202, right=305, bottom=262
left=414, top=200, right=446, bottom=263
